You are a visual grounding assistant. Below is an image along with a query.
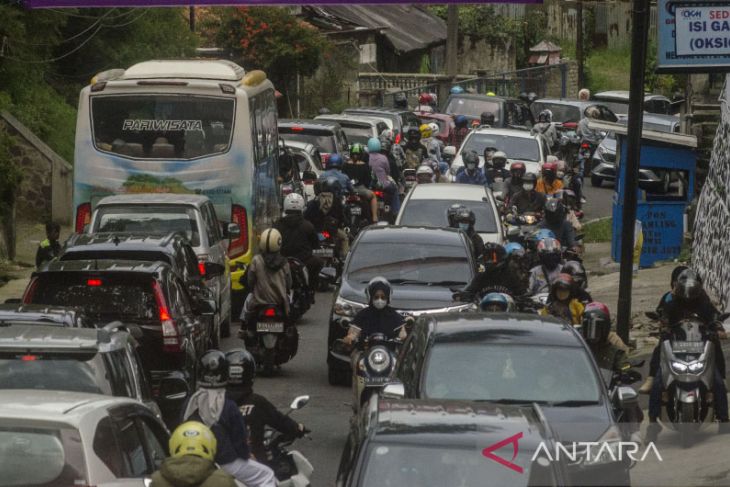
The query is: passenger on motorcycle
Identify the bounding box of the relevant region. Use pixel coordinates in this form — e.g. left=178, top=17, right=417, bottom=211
left=483, top=146, right=498, bottom=168
left=562, top=260, right=591, bottom=304
left=436, top=161, right=450, bottom=183
left=450, top=114, right=471, bottom=150
left=225, top=349, right=309, bottom=462
left=416, top=164, right=434, bottom=184
left=536, top=162, right=564, bottom=195
left=486, top=151, right=510, bottom=183
left=505, top=242, right=530, bottom=292
left=304, top=178, right=349, bottom=258
left=152, top=421, right=237, bottom=487
left=449, top=206, right=484, bottom=260
left=343, top=277, right=407, bottom=345
left=367, top=137, right=401, bottom=216
left=381, top=129, right=406, bottom=168
left=455, top=150, right=487, bottom=185
left=645, top=269, right=729, bottom=441
left=528, top=237, right=563, bottom=295
left=415, top=92, right=435, bottom=113
left=393, top=92, right=408, bottom=110
left=532, top=109, right=558, bottom=148
left=480, top=111, right=496, bottom=127
left=275, top=194, right=323, bottom=296
left=319, top=153, right=354, bottom=196
left=510, top=173, right=546, bottom=214
left=480, top=292, right=515, bottom=312
left=540, top=273, right=585, bottom=325
left=342, top=145, right=379, bottom=224
left=560, top=189, right=583, bottom=234
left=379, top=137, right=403, bottom=186
left=577, top=106, right=604, bottom=145
left=462, top=242, right=527, bottom=298
left=403, top=126, right=427, bottom=170
left=540, top=199, right=577, bottom=250
left=506, top=162, right=527, bottom=201
left=241, top=229, right=291, bottom=327
left=581, top=303, right=628, bottom=372
left=183, top=350, right=276, bottom=487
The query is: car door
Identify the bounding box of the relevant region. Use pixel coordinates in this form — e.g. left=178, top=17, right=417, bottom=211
left=124, top=341, right=163, bottom=421
left=202, top=203, right=231, bottom=325
left=106, top=406, right=169, bottom=479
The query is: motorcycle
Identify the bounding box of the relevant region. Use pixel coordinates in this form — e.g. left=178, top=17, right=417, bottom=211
left=313, top=228, right=341, bottom=291
left=504, top=210, right=542, bottom=248
left=344, top=192, right=370, bottom=238
left=262, top=395, right=313, bottom=487
left=557, top=127, right=581, bottom=168
left=578, top=139, right=601, bottom=178
left=287, top=258, right=312, bottom=321
left=603, top=361, right=644, bottom=444
left=350, top=332, right=403, bottom=412
left=242, top=304, right=299, bottom=376
left=402, top=168, right=417, bottom=194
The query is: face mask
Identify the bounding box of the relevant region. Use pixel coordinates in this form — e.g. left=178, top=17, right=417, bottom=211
left=466, top=163, right=476, bottom=170
left=523, top=183, right=534, bottom=191
left=556, top=289, right=571, bottom=302
left=458, top=222, right=469, bottom=231
left=373, top=298, right=387, bottom=310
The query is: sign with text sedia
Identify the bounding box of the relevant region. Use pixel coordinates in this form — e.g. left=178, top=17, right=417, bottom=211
left=658, top=0, right=730, bottom=72
left=26, top=0, right=542, bottom=7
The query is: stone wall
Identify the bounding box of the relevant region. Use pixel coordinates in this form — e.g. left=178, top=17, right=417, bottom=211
left=458, top=35, right=516, bottom=75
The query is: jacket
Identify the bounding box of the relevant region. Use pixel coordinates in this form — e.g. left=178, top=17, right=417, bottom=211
left=464, top=263, right=526, bottom=298
left=455, top=167, right=487, bottom=185
left=403, top=144, right=426, bottom=169
left=510, top=190, right=546, bottom=214
left=351, top=305, right=405, bottom=339
left=467, top=230, right=485, bottom=260
left=540, top=219, right=576, bottom=249
left=274, top=214, right=319, bottom=262
left=151, top=456, right=237, bottom=487
left=36, top=239, right=61, bottom=269
left=183, top=394, right=251, bottom=465
left=535, top=178, right=563, bottom=195
left=528, top=264, right=563, bottom=296
left=368, top=152, right=391, bottom=185
left=304, top=198, right=344, bottom=232
left=247, top=253, right=292, bottom=316
left=540, top=298, right=584, bottom=325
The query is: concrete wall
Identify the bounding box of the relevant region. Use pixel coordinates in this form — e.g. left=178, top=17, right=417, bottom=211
left=458, top=35, right=516, bottom=75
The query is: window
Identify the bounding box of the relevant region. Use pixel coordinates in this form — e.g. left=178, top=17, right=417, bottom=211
left=116, top=417, right=148, bottom=477
left=0, top=351, right=108, bottom=394
left=279, top=130, right=337, bottom=154
left=105, top=350, right=135, bottom=398
left=169, top=278, right=192, bottom=318
left=202, top=204, right=220, bottom=245
left=94, top=417, right=124, bottom=477
left=137, top=417, right=167, bottom=471
left=127, top=345, right=153, bottom=401
left=461, top=134, right=540, bottom=162
left=93, top=205, right=201, bottom=246
left=250, top=90, right=279, bottom=164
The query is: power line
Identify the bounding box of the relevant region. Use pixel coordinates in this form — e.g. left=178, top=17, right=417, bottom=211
left=9, top=10, right=112, bottom=47
left=2, top=22, right=103, bottom=64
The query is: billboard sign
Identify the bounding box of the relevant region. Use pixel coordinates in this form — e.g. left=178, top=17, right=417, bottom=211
left=658, top=0, right=730, bottom=72
left=26, top=0, right=542, bottom=6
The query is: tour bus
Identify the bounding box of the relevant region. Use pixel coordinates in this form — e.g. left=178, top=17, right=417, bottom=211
left=73, top=59, right=281, bottom=313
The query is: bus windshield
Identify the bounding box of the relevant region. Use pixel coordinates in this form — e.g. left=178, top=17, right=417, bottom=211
left=91, top=95, right=235, bottom=159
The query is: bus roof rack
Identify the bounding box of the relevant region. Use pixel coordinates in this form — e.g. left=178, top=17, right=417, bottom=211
left=122, top=59, right=246, bottom=82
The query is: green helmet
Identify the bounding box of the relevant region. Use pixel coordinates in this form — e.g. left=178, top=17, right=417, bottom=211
left=351, top=143, right=364, bottom=155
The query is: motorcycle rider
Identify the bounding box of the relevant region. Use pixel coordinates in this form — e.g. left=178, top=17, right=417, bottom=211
left=540, top=199, right=577, bottom=251
left=304, top=178, right=349, bottom=258
left=415, top=92, right=435, bottom=113
left=486, top=151, right=510, bottom=183
left=182, top=350, right=276, bottom=487
left=343, top=143, right=379, bottom=224
left=577, top=106, right=603, bottom=147
left=225, top=348, right=309, bottom=462
left=367, top=137, right=400, bottom=216
left=581, top=302, right=628, bottom=371
left=646, top=269, right=729, bottom=441
left=379, top=136, right=402, bottom=186
left=319, top=153, right=354, bottom=196
left=450, top=206, right=484, bottom=260
left=240, top=229, right=291, bottom=331
left=654, top=265, right=689, bottom=320
left=531, top=109, right=558, bottom=149
left=462, top=242, right=527, bottom=298
left=416, top=164, right=434, bottom=184
left=510, top=173, right=546, bottom=214
left=480, top=112, right=496, bottom=127
left=504, top=242, right=530, bottom=290
left=540, top=273, right=584, bottom=325
left=455, top=150, right=487, bottom=185
left=528, top=237, right=563, bottom=295
left=562, top=260, right=591, bottom=304
left=506, top=162, right=527, bottom=201
left=381, top=129, right=406, bottom=169
left=343, top=277, right=407, bottom=345
left=274, top=193, right=322, bottom=297
left=403, top=126, right=427, bottom=170
left=450, top=114, right=471, bottom=150
left=393, top=92, right=408, bottom=110
left=536, top=162, right=564, bottom=195
left=152, top=421, right=237, bottom=487
left=480, top=292, right=514, bottom=312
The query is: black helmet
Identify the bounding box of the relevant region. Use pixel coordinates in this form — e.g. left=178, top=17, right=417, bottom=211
left=480, top=112, right=495, bottom=125
left=462, top=150, right=479, bottom=168
left=394, top=92, right=408, bottom=109
left=674, top=269, right=702, bottom=301
left=562, top=260, right=587, bottom=290
left=366, top=276, right=392, bottom=304
left=379, top=137, right=392, bottom=153
left=454, top=207, right=476, bottom=227
left=315, top=176, right=340, bottom=196
left=198, top=350, right=228, bottom=388
left=544, top=198, right=565, bottom=225
left=537, top=237, right=562, bottom=270
left=405, top=126, right=421, bottom=142
left=226, top=348, right=256, bottom=388
left=447, top=203, right=467, bottom=227
left=670, top=265, right=689, bottom=287
left=582, top=302, right=611, bottom=345
left=483, top=242, right=507, bottom=266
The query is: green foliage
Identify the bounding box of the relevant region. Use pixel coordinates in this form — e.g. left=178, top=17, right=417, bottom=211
left=300, top=42, right=358, bottom=117
left=0, top=129, right=23, bottom=213
left=583, top=218, right=612, bottom=243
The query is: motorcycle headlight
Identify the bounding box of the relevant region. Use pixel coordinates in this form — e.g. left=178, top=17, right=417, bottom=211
left=334, top=296, right=365, bottom=318
left=367, top=346, right=391, bottom=373
left=688, top=361, right=705, bottom=373
left=671, top=361, right=689, bottom=373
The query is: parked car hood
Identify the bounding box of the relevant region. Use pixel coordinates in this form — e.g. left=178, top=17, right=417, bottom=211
left=540, top=402, right=613, bottom=443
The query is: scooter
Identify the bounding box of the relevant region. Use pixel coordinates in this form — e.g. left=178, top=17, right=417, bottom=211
left=344, top=193, right=370, bottom=238
left=603, top=360, right=645, bottom=444
left=314, top=229, right=342, bottom=291
left=242, top=304, right=299, bottom=376
left=287, top=258, right=312, bottom=321
left=263, top=395, right=313, bottom=487
left=351, top=332, right=402, bottom=413
left=402, top=168, right=417, bottom=194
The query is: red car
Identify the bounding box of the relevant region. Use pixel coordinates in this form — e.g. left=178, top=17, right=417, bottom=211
left=413, top=112, right=455, bottom=144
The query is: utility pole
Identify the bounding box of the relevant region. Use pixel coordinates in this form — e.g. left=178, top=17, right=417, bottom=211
left=576, top=0, right=584, bottom=88
left=446, top=5, right=458, bottom=78
left=615, top=0, right=650, bottom=345
left=189, top=6, right=196, bottom=32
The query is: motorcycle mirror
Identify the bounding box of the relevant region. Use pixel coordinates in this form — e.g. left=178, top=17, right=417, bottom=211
left=290, top=395, right=310, bottom=410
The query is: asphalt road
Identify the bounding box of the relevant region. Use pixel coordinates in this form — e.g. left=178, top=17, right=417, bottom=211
left=582, top=179, right=615, bottom=221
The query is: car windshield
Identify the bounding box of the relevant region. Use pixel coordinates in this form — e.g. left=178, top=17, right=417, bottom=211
left=279, top=129, right=336, bottom=153
left=93, top=205, right=200, bottom=246
left=360, top=442, right=557, bottom=487
left=444, top=98, right=502, bottom=122
left=0, top=425, right=87, bottom=486
left=28, top=274, right=158, bottom=322
left=530, top=102, right=582, bottom=124
left=400, top=199, right=498, bottom=233
left=424, top=344, right=601, bottom=403
left=337, top=123, right=374, bottom=145
left=0, top=351, right=110, bottom=395
left=462, top=134, right=540, bottom=162
left=346, top=241, right=471, bottom=285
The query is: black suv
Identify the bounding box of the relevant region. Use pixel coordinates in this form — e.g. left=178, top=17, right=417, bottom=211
left=337, top=396, right=567, bottom=487
left=22, top=259, right=214, bottom=391
left=60, top=233, right=224, bottom=345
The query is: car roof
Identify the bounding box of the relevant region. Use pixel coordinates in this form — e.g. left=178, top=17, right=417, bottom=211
left=0, top=390, right=138, bottom=426
left=425, top=312, right=582, bottom=347
left=595, top=90, right=670, bottom=102
left=37, top=259, right=167, bottom=275
left=469, top=127, right=539, bottom=139
left=96, top=193, right=209, bottom=207
left=314, top=114, right=384, bottom=126
left=344, top=107, right=408, bottom=115
left=282, top=140, right=318, bottom=152
left=0, top=304, right=85, bottom=326
left=446, top=93, right=508, bottom=102
left=0, top=324, right=116, bottom=351
left=407, top=183, right=488, bottom=201
left=414, top=112, right=454, bottom=122
left=357, top=225, right=466, bottom=246
left=279, top=119, right=341, bottom=131
left=64, top=233, right=184, bottom=255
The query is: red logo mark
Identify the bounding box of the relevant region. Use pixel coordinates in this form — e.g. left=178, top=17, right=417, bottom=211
left=482, top=432, right=524, bottom=474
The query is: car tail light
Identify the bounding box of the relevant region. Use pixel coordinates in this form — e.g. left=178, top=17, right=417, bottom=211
left=22, top=277, right=38, bottom=304
left=321, top=153, right=331, bottom=166
left=320, top=231, right=331, bottom=240
left=395, top=133, right=401, bottom=145
left=264, top=307, right=276, bottom=318
left=153, top=281, right=180, bottom=352
left=347, top=195, right=360, bottom=203
left=563, top=122, right=578, bottom=129
left=581, top=143, right=590, bottom=149
left=86, top=279, right=102, bottom=287
left=21, top=354, right=38, bottom=361
left=197, top=255, right=209, bottom=277
left=374, top=190, right=384, bottom=199
left=291, top=125, right=304, bottom=132
left=75, top=203, right=91, bottom=233
left=228, top=205, right=248, bottom=259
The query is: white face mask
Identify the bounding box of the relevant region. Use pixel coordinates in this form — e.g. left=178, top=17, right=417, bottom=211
left=373, top=298, right=387, bottom=310
left=459, top=222, right=470, bottom=231
left=523, top=183, right=534, bottom=191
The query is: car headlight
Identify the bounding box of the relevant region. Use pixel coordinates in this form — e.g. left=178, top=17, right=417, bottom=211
left=334, top=296, right=365, bottom=318
left=582, top=425, right=622, bottom=466
left=671, top=361, right=689, bottom=373
left=367, top=346, right=392, bottom=373
left=688, top=361, right=705, bottom=373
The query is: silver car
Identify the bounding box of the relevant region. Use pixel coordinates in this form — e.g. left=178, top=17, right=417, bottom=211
left=89, top=194, right=237, bottom=337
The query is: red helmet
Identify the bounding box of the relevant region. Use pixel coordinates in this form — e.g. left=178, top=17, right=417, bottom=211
left=542, top=161, right=558, bottom=176
left=418, top=92, right=433, bottom=105
left=582, top=302, right=612, bottom=344
left=510, top=162, right=526, bottom=178
left=584, top=301, right=610, bottom=319
left=537, top=237, right=562, bottom=253
left=552, top=273, right=574, bottom=291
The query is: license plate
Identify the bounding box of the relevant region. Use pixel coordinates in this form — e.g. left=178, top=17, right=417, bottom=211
left=366, top=376, right=390, bottom=385
left=350, top=206, right=362, bottom=215
left=314, top=248, right=334, bottom=258
left=257, top=322, right=284, bottom=333
left=378, top=201, right=385, bottom=210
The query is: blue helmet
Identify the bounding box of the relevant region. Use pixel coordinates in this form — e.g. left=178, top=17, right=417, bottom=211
left=328, top=153, right=343, bottom=169
left=438, top=162, right=449, bottom=176
left=450, top=85, right=465, bottom=95
left=454, top=114, right=468, bottom=128
left=480, top=292, right=510, bottom=312
left=367, top=137, right=381, bottom=154
left=504, top=242, right=525, bottom=257
left=535, top=229, right=557, bottom=241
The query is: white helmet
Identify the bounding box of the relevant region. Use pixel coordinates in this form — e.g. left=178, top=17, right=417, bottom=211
left=428, top=122, right=440, bottom=134
left=380, top=129, right=394, bottom=142
left=259, top=228, right=282, bottom=253
left=416, top=164, right=434, bottom=176
left=492, top=151, right=508, bottom=162
left=443, top=146, right=456, bottom=157
left=283, top=193, right=305, bottom=213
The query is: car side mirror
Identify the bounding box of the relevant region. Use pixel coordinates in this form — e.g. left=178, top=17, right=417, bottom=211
left=194, top=297, right=217, bottom=315
left=617, top=386, right=639, bottom=410
left=290, top=395, right=310, bottom=410
left=204, top=262, right=226, bottom=279
left=226, top=223, right=241, bottom=240
left=382, top=382, right=405, bottom=400
left=158, top=371, right=190, bottom=403
left=302, top=170, right=317, bottom=182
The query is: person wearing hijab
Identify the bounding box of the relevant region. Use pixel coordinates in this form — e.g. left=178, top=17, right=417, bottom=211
left=343, top=277, right=406, bottom=344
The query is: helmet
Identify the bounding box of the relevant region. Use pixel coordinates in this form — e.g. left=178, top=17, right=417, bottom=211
left=582, top=302, right=611, bottom=344
left=438, top=161, right=449, bottom=176
left=198, top=349, right=229, bottom=388
left=226, top=348, right=256, bottom=388
left=454, top=207, right=476, bottom=228
left=492, top=151, right=508, bottom=169
left=454, top=115, right=468, bottom=128
left=510, top=162, right=526, bottom=179
left=480, top=292, right=510, bottom=312
left=366, top=276, right=392, bottom=304
left=394, top=92, right=408, bottom=109
left=670, top=265, right=689, bottom=287
left=283, top=193, right=305, bottom=213
left=544, top=198, right=565, bottom=225
left=450, top=85, right=465, bottom=95
left=504, top=242, right=526, bottom=257
left=527, top=92, right=538, bottom=103
left=522, top=172, right=538, bottom=188
left=537, top=237, right=562, bottom=270
left=328, top=153, right=343, bottom=169
left=419, top=123, right=432, bottom=138
left=480, top=112, right=496, bottom=125
left=170, top=422, right=217, bottom=461
left=538, top=109, right=553, bottom=123
left=380, top=129, right=395, bottom=142
left=259, top=228, right=282, bottom=253
left=562, top=260, right=587, bottom=290
left=585, top=106, right=600, bottom=119
left=674, top=269, right=702, bottom=301
left=443, top=145, right=456, bottom=158
left=416, top=164, right=434, bottom=183
left=367, top=137, right=381, bottom=153
left=578, top=88, right=591, bottom=101
left=406, top=126, right=421, bottom=142
left=447, top=204, right=467, bottom=227
left=318, top=107, right=331, bottom=115
left=317, top=176, right=340, bottom=196
left=418, top=92, right=433, bottom=105
left=551, top=273, right=574, bottom=293
left=462, top=150, right=479, bottom=169
left=379, top=137, right=392, bottom=153
left=542, top=161, right=558, bottom=179
left=483, top=242, right=507, bottom=265
left=428, top=122, right=440, bottom=135
left=486, top=91, right=496, bottom=96
left=350, top=143, right=364, bottom=157
left=535, top=228, right=556, bottom=241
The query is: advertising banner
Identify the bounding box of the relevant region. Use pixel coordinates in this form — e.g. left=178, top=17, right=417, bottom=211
left=26, top=0, right=543, bottom=7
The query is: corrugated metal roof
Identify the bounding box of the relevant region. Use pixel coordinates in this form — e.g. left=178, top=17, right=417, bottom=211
left=308, top=6, right=446, bottom=54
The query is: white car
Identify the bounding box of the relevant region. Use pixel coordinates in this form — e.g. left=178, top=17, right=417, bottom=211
left=395, top=183, right=504, bottom=244
left=449, top=127, right=550, bottom=177
left=314, top=114, right=389, bottom=147
left=0, top=390, right=169, bottom=485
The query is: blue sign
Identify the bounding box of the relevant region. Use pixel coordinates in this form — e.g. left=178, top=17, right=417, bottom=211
left=658, top=0, right=730, bottom=72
